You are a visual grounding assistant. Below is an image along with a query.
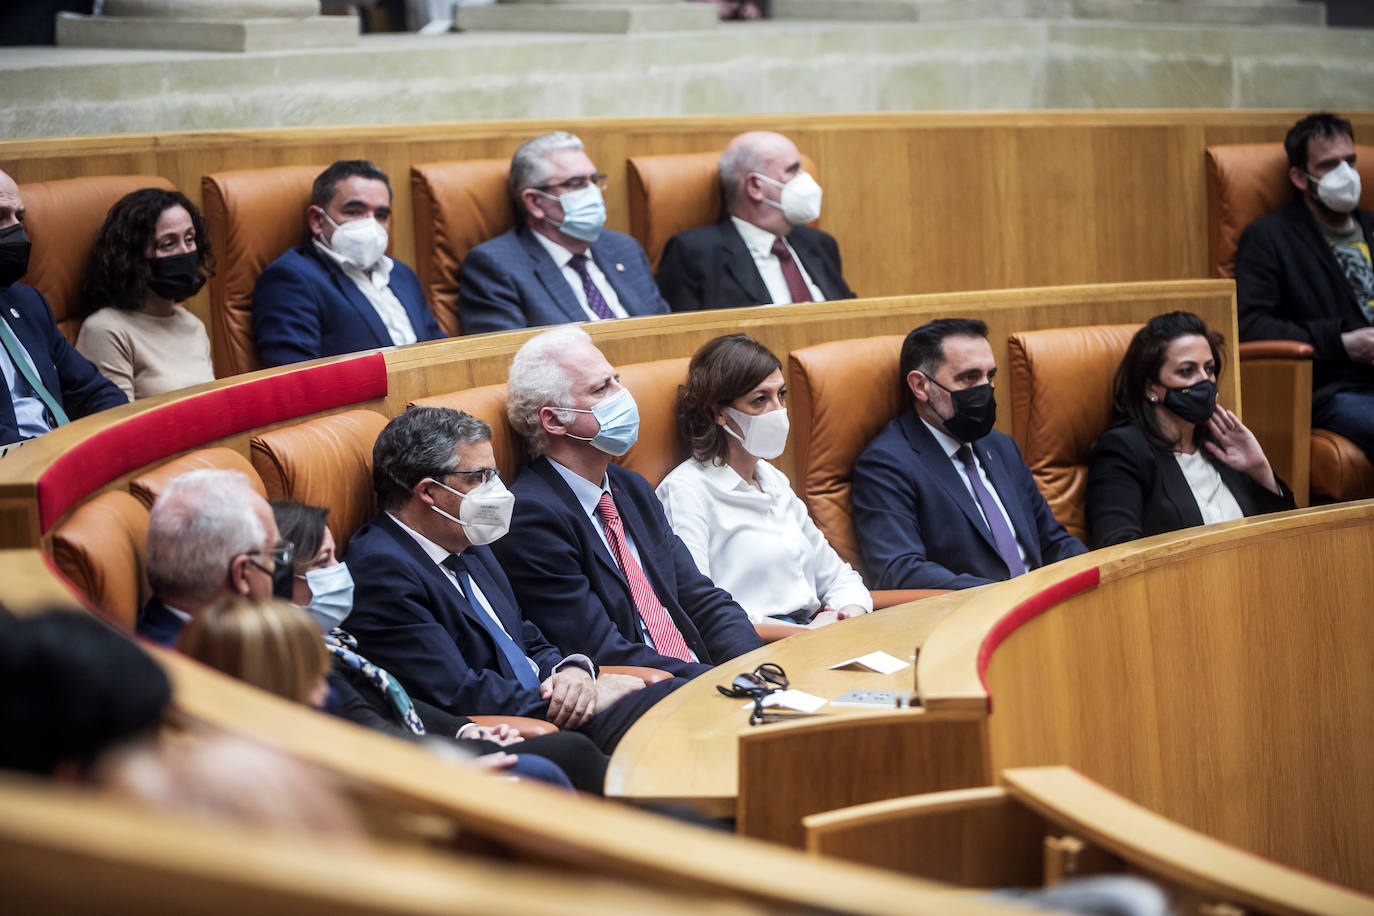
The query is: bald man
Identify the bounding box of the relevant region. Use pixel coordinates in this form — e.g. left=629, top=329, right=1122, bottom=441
left=655, top=131, right=854, bottom=313
left=0, top=168, right=126, bottom=448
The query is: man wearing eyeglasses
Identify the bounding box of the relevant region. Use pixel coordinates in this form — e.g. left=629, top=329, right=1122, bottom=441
left=456, top=132, right=670, bottom=335
left=138, top=468, right=290, bottom=647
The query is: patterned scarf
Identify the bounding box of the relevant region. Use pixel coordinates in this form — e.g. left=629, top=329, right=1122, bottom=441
left=324, top=629, right=427, bottom=737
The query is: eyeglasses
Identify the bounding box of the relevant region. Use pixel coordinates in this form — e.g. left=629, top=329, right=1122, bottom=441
left=716, top=663, right=789, bottom=725
left=247, top=540, right=295, bottom=568
left=432, top=467, right=501, bottom=486
left=536, top=172, right=608, bottom=194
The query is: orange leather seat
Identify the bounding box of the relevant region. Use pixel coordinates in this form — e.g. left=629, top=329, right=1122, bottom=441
left=129, top=447, right=267, bottom=510
left=1006, top=324, right=1141, bottom=543
left=409, top=159, right=514, bottom=337
left=611, top=357, right=690, bottom=488
left=1206, top=143, right=1374, bottom=502
left=626, top=151, right=815, bottom=272
left=200, top=165, right=322, bottom=378
left=17, top=174, right=175, bottom=343
left=410, top=383, right=527, bottom=485
left=50, top=489, right=151, bottom=631
left=249, top=409, right=390, bottom=552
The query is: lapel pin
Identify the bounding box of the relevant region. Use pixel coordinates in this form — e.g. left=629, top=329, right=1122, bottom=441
left=9, top=308, right=18, bottom=319
left=615, top=263, right=625, bottom=272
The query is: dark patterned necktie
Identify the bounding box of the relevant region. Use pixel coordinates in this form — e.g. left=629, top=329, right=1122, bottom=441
left=569, top=255, right=615, bottom=320
left=770, top=238, right=813, bottom=304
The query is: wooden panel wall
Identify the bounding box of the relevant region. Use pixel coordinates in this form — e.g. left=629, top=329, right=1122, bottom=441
left=980, top=506, right=1374, bottom=894
left=3, top=110, right=1372, bottom=336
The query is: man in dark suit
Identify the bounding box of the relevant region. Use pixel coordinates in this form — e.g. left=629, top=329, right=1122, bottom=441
left=494, top=326, right=762, bottom=676
left=655, top=131, right=854, bottom=313
left=457, top=132, right=669, bottom=335
left=851, top=318, right=1086, bottom=590
left=140, top=468, right=286, bottom=647
left=1236, top=111, right=1374, bottom=466
left=252, top=160, right=445, bottom=367
left=343, top=406, right=678, bottom=754
left=0, top=169, right=126, bottom=448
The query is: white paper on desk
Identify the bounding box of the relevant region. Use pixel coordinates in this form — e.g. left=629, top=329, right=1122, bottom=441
left=828, top=650, right=910, bottom=674
left=741, top=689, right=828, bottom=714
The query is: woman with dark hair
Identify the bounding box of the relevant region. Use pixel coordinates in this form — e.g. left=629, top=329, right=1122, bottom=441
left=656, top=334, right=870, bottom=629
left=1086, top=312, right=1295, bottom=549
left=75, top=188, right=214, bottom=400
left=267, top=500, right=609, bottom=795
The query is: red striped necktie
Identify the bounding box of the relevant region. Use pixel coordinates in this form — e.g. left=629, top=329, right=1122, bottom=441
left=595, top=492, right=693, bottom=661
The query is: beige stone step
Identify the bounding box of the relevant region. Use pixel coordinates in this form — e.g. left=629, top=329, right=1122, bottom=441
left=54, top=13, right=359, bottom=52
left=772, top=0, right=1325, bottom=25
left=455, top=2, right=719, bottom=32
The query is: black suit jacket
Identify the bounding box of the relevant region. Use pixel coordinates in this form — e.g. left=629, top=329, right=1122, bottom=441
left=1235, top=202, right=1374, bottom=400
left=136, top=596, right=186, bottom=648
left=493, top=458, right=762, bottom=678
left=1085, top=423, right=1296, bottom=549
left=1, top=283, right=127, bottom=445
left=850, top=408, right=1087, bottom=590
left=655, top=218, right=854, bottom=312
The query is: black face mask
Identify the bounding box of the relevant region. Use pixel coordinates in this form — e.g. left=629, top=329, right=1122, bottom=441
left=930, top=378, right=997, bottom=442
left=0, top=223, right=32, bottom=290
left=147, top=250, right=205, bottom=302
left=1161, top=378, right=1217, bottom=426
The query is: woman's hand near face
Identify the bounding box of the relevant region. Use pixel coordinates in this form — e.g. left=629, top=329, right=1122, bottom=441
left=1204, top=407, right=1281, bottom=494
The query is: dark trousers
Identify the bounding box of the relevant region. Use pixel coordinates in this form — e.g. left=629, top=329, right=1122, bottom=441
left=1313, top=387, right=1374, bottom=464
left=574, top=677, right=682, bottom=755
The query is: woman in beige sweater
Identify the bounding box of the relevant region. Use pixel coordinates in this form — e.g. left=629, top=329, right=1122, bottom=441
left=76, top=188, right=215, bottom=400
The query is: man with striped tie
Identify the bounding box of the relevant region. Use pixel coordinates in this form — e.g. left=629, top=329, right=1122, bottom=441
left=495, top=326, right=762, bottom=677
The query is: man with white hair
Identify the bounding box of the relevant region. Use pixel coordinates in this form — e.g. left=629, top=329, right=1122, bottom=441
left=492, top=326, right=762, bottom=677
left=138, top=469, right=286, bottom=647
left=656, top=131, right=854, bottom=312
left=456, top=131, right=669, bottom=335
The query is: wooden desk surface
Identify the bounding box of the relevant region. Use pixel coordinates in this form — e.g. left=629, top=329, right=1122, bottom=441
left=606, top=590, right=976, bottom=812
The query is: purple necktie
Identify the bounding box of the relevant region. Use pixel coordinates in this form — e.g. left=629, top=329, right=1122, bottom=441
left=569, top=255, right=615, bottom=320
left=955, top=445, right=1026, bottom=577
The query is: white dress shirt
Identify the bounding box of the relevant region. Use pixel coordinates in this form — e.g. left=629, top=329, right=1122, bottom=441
left=730, top=215, right=823, bottom=305
left=0, top=326, right=52, bottom=443
left=656, top=458, right=871, bottom=624
left=548, top=458, right=697, bottom=659
left=386, top=512, right=593, bottom=680
left=312, top=239, right=418, bottom=347
left=529, top=231, right=629, bottom=322
left=920, top=416, right=1031, bottom=570
left=1174, top=450, right=1244, bottom=525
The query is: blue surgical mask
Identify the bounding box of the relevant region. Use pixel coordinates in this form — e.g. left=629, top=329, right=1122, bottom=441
left=537, top=184, right=606, bottom=243
left=561, top=386, right=640, bottom=456
left=299, top=561, right=354, bottom=630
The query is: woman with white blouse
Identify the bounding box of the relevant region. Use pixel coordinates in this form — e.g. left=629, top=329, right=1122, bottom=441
left=656, top=334, right=871, bottom=628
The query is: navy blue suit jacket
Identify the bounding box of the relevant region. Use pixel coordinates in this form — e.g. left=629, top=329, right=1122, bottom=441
left=493, top=458, right=762, bottom=678
left=251, top=244, right=444, bottom=367
left=851, top=408, right=1087, bottom=590
left=456, top=225, right=669, bottom=335
left=342, top=513, right=567, bottom=718
left=0, top=283, right=126, bottom=445
left=655, top=219, right=855, bottom=312
left=136, top=596, right=185, bottom=649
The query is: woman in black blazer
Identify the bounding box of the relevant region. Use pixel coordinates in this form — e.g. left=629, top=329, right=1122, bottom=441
left=1086, top=312, right=1295, bottom=549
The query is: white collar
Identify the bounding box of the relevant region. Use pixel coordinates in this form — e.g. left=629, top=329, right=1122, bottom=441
left=529, top=227, right=579, bottom=270
left=730, top=215, right=786, bottom=259
left=312, top=237, right=393, bottom=286
left=387, top=511, right=459, bottom=566
left=919, top=413, right=966, bottom=460
left=548, top=458, right=611, bottom=516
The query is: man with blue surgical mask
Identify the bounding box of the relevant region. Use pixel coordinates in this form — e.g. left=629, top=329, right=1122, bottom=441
left=493, top=326, right=762, bottom=678
left=457, top=131, right=670, bottom=335
left=1237, top=111, right=1374, bottom=470
left=656, top=131, right=855, bottom=313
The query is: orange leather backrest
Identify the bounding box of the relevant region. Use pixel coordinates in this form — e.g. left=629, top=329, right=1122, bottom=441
left=50, top=489, right=151, bottom=631
left=788, top=335, right=905, bottom=574
left=409, top=383, right=526, bottom=485
left=626, top=151, right=816, bottom=271
left=201, top=165, right=322, bottom=377
left=613, top=356, right=691, bottom=488
left=128, top=446, right=267, bottom=510
left=18, top=174, right=175, bottom=343
left=1007, top=324, right=1140, bottom=542
left=249, top=409, right=389, bottom=552
left=410, top=159, right=515, bottom=337
left=1206, top=142, right=1374, bottom=278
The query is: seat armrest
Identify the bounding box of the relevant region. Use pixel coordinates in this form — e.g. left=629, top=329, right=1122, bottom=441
left=1239, top=340, right=1315, bottom=360
left=871, top=589, right=950, bottom=610
left=756, top=622, right=807, bottom=643
left=600, top=665, right=673, bottom=685
left=466, top=715, right=558, bottom=737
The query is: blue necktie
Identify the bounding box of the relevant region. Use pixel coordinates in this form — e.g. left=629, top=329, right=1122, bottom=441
left=955, top=445, right=1027, bottom=578
left=442, top=553, right=540, bottom=689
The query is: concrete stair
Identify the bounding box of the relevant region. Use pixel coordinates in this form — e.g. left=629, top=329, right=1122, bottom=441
left=772, top=0, right=1325, bottom=25
left=455, top=0, right=719, bottom=34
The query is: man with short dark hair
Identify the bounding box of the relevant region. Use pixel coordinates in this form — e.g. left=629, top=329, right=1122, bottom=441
left=252, top=159, right=444, bottom=367
left=1236, top=112, right=1374, bottom=467
left=851, top=318, right=1086, bottom=590
left=656, top=130, right=854, bottom=312
left=343, top=405, right=679, bottom=754
left=456, top=132, right=669, bottom=335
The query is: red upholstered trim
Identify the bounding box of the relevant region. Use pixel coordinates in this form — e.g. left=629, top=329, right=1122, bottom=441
left=976, top=567, right=1101, bottom=713
left=38, top=353, right=388, bottom=532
